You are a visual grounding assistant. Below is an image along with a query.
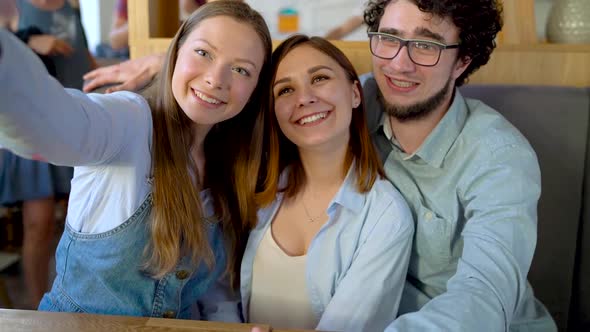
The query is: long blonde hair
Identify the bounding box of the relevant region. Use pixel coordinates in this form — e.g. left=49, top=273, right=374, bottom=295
left=144, top=1, right=271, bottom=288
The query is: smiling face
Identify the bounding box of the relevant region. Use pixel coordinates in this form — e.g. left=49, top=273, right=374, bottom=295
left=272, top=45, right=361, bottom=152
left=171, top=15, right=265, bottom=134
left=372, top=0, right=470, bottom=121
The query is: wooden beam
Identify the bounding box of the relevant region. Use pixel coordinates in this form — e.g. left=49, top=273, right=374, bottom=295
left=128, top=0, right=179, bottom=59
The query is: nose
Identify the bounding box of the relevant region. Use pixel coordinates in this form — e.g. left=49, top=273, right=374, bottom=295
left=205, top=63, right=230, bottom=90
left=296, top=84, right=318, bottom=108
left=387, top=46, right=416, bottom=73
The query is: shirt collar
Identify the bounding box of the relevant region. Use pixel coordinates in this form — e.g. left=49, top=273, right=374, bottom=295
left=375, top=89, right=468, bottom=168
left=276, top=164, right=365, bottom=216
left=330, top=163, right=365, bottom=215
left=416, top=89, right=468, bottom=168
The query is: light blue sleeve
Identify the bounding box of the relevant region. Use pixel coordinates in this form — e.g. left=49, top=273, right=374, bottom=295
left=0, top=28, right=150, bottom=167
left=197, top=276, right=242, bottom=323
left=316, top=194, right=414, bottom=332
left=386, top=144, right=546, bottom=332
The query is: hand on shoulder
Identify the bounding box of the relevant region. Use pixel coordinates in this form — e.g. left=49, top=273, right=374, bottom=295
left=83, top=53, right=164, bottom=93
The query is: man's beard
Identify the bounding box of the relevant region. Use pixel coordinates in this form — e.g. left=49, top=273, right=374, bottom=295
left=378, top=77, right=453, bottom=122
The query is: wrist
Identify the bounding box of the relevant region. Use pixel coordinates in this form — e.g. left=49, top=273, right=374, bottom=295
left=148, top=53, right=165, bottom=75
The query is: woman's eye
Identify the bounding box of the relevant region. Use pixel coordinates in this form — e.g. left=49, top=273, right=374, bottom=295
left=232, top=67, right=251, bottom=77
left=276, top=87, right=293, bottom=97
left=195, top=49, right=210, bottom=58
left=312, top=75, right=329, bottom=84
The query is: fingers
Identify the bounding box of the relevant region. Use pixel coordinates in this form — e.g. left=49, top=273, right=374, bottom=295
left=83, top=57, right=157, bottom=93
left=53, top=39, right=74, bottom=56
left=104, top=71, right=147, bottom=93
left=251, top=327, right=265, bottom=332
left=83, top=66, right=122, bottom=92
left=83, top=64, right=118, bottom=81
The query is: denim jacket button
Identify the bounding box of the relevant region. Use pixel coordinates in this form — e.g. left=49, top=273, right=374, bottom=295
left=163, top=310, right=176, bottom=318
left=175, top=270, right=190, bottom=280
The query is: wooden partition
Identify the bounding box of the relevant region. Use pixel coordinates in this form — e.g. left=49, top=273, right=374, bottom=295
left=128, top=0, right=590, bottom=86
left=0, top=309, right=314, bottom=332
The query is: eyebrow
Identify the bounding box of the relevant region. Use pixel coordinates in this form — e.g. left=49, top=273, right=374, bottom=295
left=193, top=38, right=258, bottom=69
left=378, top=27, right=446, bottom=43
left=273, top=65, right=335, bottom=88
left=413, top=27, right=446, bottom=43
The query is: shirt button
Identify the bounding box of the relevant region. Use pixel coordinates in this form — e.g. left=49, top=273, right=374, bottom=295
left=162, top=310, right=176, bottom=318
left=175, top=270, right=190, bottom=280
left=425, top=212, right=433, bottom=221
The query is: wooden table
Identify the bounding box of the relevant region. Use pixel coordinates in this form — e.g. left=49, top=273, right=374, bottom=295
left=0, top=309, right=314, bottom=332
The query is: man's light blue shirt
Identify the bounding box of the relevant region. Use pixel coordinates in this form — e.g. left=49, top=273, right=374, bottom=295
left=361, top=74, right=557, bottom=332
left=241, top=166, right=414, bottom=332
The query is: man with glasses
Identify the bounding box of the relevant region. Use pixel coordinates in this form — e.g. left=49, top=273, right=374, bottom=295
left=361, top=0, right=556, bottom=331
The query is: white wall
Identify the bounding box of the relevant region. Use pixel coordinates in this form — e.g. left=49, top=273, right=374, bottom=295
left=80, top=0, right=116, bottom=53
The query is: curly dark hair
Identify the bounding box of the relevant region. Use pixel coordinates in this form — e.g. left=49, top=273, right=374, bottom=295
left=364, top=0, right=503, bottom=86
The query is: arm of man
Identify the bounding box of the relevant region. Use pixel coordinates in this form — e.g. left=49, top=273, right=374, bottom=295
left=317, top=197, right=414, bottom=332
left=324, top=15, right=363, bottom=40
left=387, top=143, right=541, bottom=331
left=0, top=29, right=151, bottom=167
left=83, top=53, right=165, bottom=93
left=197, top=276, right=242, bottom=323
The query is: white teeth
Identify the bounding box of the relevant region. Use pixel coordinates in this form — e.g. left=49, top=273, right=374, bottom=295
left=299, top=112, right=328, bottom=125
left=391, top=79, right=415, bottom=88
left=194, top=90, right=221, bottom=104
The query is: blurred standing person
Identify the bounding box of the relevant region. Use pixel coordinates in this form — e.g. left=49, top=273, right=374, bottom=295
left=16, top=0, right=96, bottom=90
left=108, top=0, right=129, bottom=53
left=2, top=0, right=96, bottom=308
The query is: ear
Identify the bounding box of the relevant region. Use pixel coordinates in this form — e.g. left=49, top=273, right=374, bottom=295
left=451, top=56, right=472, bottom=80
left=351, top=80, right=361, bottom=109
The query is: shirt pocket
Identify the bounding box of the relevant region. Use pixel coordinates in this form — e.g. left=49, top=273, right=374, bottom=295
left=414, top=205, right=453, bottom=262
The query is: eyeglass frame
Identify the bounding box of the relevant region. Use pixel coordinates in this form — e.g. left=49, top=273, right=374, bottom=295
left=367, top=31, right=460, bottom=67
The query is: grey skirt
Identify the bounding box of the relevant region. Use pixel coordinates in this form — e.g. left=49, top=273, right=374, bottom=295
left=0, top=150, right=73, bottom=205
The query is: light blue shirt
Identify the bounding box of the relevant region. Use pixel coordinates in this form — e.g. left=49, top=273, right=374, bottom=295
left=241, top=167, right=414, bottom=332
left=362, top=74, right=557, bottom=331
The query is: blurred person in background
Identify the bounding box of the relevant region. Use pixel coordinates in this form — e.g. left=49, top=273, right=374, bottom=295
left=0, top=0, right=96, bottom=308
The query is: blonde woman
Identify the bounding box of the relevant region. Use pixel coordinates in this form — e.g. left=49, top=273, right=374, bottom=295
left=0, top=1, right=271, bottom=320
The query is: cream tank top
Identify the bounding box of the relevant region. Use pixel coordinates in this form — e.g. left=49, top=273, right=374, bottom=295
left=249, top=226, right=319, bottom=329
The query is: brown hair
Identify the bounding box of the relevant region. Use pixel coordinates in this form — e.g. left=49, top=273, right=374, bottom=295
left=364, top=0, right=503, bottom=86
left=257, top=35, right=385, bottom=206
left=144, top=1, right=271, bottom=288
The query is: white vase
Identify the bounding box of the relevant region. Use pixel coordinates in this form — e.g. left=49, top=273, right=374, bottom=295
left=546, top=0, right=590, bottom=43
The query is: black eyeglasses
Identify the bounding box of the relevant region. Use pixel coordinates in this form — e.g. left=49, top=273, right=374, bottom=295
left=368, top=32, right=460, bottom=67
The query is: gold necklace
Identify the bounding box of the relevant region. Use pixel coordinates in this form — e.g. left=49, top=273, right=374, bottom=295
left=302, top=197, right=323, bottom=223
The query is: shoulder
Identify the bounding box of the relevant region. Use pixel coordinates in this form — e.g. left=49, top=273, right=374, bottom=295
left=360, top=73, right=379, bottom=101
left=84, top=90, right=153, bottom=159
left=458, top=96, right=537, bottom=166
left=453, top=97, right=541, bottom=196
left=362, top=177, right=414, bottom=236
left=85, top=91, right=152, bottom=120
left=87, top=90, right=150, bottom=107
left=360, top=73, right=384, bottom=132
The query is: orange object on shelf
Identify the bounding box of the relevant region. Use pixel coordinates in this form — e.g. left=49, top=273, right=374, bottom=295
left=278, top=8, right=298, bottom=34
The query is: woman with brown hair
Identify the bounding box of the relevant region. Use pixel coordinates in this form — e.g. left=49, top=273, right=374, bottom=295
left=242, top=35, right=414, bottom=331
left=0, top=1, right=270, bottom=320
